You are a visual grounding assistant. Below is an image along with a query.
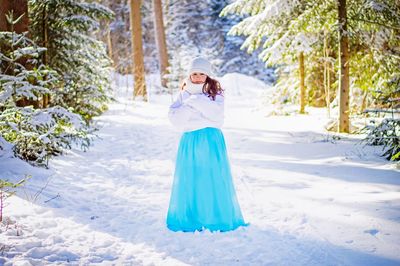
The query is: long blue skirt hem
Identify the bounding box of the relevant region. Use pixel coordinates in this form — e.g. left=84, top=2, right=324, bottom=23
left=166, top=127, right=246, bottom=233
left=167, top=223, right=249, bottom=233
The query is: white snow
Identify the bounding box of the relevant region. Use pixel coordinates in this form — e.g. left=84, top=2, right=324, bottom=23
left=1, top=73, right=399, bottom=265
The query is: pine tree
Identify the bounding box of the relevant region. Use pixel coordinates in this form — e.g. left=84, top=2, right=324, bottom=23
left=221, top=0, right=316, bottom=113
left=29, top=0, right=114, bottom=121
left=222, top=0, right=399, bottom=132
left=0, top=12, right=92, bottom=165
left=0, top=0, right=41, bottom=108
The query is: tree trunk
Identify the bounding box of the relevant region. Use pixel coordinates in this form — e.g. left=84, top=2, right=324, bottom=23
left=0, top=0, right=39, bottom=108
left=129, top=0, right=147, bottom=100
left=299, top=51, right=306, bottom=114
left=338, top=0, right=350, bottom=133
left=106, top=21, right=113, bottom=65
left=361, top=89, right=368, bottom=114
left=42, top=2, right=50, bottom=108
left=0, top=0, right=11, bottom=31
left=152, top=0, right=169, bottom=88
left=104, top=0, right=114, bottom=65
left=0, top=0, right=28, bottom=32
left=323, top=30, right=331, bottom=118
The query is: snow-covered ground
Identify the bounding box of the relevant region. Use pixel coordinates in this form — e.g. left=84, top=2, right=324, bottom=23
left=1, top=73, right=399, bottom=265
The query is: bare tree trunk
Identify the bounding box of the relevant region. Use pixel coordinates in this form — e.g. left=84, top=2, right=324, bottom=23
left=0, top=0, right=11, bottom=31
left=106, top=21, right=113, bottom=65
left=104, top=1, right=114, bottom=65
left=361, top=89, right=368, bottom=113
left=299, top=51, right=306, bottom=114
left=323, top=30, right=331, bottom=118
left=42, top=2, right=50, bottom=108
left=338, top=0, right=350, bottom=133
left=129, top=0, right=147, bottom=101
left=152, top=0, right=169, bottom=88
left=0, top=0, right=28, bottom=33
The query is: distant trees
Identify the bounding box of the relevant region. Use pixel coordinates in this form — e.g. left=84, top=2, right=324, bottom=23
left=99, top=0, right=274, bottom=95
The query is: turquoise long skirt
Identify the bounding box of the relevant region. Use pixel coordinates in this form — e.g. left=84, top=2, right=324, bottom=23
left=167, top=127, right=246, bottom=232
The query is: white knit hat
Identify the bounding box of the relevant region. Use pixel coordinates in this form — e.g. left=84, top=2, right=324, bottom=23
left=188, top=57, right=213, bottom=77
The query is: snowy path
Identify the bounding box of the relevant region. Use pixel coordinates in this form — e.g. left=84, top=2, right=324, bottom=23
left=1, top=74, right=400, bottom=265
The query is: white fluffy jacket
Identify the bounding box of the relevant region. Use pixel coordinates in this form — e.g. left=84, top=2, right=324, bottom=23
left=168, top=90, right=224, bottom=132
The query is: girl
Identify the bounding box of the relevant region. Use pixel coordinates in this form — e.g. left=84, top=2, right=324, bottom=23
left=167, top=57, right=246, bottom=232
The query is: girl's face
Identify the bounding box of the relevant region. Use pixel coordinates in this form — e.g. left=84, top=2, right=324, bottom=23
left=190, top=72, right=207, bottom=84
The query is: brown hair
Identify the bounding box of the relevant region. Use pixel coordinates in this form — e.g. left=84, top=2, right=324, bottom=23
left=181, top=76, right=224, bottom=101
